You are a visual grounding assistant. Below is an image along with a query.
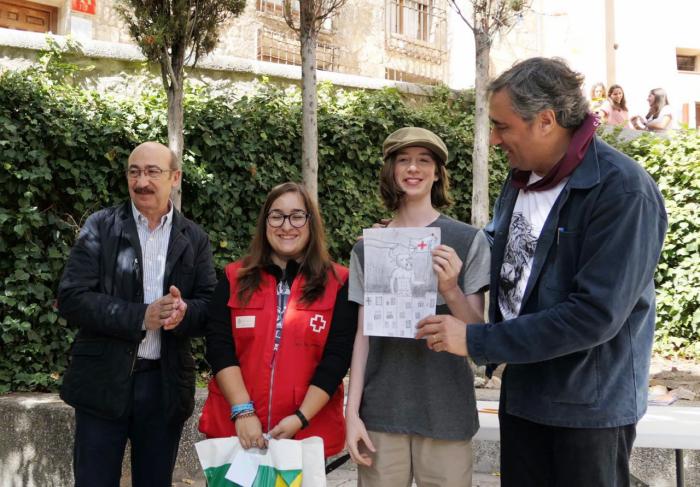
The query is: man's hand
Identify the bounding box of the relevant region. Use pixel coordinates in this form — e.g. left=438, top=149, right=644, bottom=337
left=415, top=315, right=469, bottom=357
left=345, top=413, right=376, bottom=467
left=143, top=295, right=171, bottom=330
left=144, top=286, right=187, bottom=331
left=269, top=414, right=303, bottom=440
left=162, top=286, right=187, bottom=330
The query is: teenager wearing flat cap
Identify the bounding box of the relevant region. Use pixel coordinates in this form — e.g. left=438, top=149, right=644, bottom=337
left=345, top=127, right=490, bottom=486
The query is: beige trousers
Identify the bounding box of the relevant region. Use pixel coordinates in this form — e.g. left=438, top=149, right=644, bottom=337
left=357, top=430, right=474, bottom=487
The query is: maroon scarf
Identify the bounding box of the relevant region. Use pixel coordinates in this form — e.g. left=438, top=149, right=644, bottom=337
left=511, top=113, right=599, bottom=191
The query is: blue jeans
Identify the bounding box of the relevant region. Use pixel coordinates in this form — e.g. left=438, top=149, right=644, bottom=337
left=73, top=366, right=184, bottom=487
left=499, top=410, right=636, bottom=487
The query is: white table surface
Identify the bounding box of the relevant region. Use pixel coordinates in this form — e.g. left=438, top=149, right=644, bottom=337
left=474, top=400, right=700, bottom=450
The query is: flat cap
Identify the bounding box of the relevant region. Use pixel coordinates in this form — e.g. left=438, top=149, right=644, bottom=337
left=382, top=127, right=448, bottom=165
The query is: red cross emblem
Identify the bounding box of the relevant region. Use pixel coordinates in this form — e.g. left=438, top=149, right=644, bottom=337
left=309, top=314, right=327, bottom=333
left=417, top=240, right=428, bottom=250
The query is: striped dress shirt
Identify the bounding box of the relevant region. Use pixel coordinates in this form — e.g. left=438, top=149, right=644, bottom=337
left=131, top=202, right=174, bottom=360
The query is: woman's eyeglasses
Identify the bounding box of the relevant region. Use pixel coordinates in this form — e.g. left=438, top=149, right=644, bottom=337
left=266, top=211, right=309, bottom=228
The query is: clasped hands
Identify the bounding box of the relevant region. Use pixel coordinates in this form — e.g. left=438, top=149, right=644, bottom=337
left=144, top=285, right=187, bottom=331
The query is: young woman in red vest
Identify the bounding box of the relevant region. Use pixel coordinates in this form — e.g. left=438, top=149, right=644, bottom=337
left=199, top=182, right=358, bottom=458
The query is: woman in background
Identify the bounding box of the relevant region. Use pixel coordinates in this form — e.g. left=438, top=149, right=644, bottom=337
left=589, top=82, right=607, bottom=117
left=599, top=84, right=630, bottom=127
left=631, top=88, right=673, bottom=132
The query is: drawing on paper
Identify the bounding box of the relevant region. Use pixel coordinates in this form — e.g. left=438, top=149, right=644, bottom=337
left=363, top=227, right=440, bottom=338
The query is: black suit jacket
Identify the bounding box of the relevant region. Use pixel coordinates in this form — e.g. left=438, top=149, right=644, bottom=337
left=58, top=202, right=216, bottom=422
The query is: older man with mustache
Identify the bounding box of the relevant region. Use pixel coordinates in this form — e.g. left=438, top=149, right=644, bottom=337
left=58, top=141, right=216, bottom=487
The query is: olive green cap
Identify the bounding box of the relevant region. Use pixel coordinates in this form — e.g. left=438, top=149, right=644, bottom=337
left=382, top=127, right=448, bottom=165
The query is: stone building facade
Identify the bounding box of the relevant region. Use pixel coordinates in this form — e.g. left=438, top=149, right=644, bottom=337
left=1, top=0, right=452, bottom=87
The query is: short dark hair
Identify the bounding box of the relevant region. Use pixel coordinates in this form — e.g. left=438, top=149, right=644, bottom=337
left=488, top=57, right=589, bottom=129
left=379, top=150, right=452, bottom=212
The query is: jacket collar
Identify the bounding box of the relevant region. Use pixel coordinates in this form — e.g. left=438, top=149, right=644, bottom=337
left=566, top=136, right=602, bottom=190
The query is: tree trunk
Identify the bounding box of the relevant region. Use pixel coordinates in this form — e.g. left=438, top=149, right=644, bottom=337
left=300, top=24, right=319, bottom=203
left=471, top=30, right=490, bottom=228
left=167, top=77, right=184, bottom=212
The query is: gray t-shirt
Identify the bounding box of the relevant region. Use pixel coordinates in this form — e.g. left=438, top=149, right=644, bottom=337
left=349, top=214, right=491, bottom=440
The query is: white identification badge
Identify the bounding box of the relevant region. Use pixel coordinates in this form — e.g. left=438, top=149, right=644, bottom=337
left=236, top=316, right=256, bottom=329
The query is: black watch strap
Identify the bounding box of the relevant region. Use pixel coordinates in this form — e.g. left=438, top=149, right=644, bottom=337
left=294, top=409, right=309, bottom=429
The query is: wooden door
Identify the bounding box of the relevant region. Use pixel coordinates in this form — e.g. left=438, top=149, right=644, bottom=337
left=0, top=0, right=57, bottom=33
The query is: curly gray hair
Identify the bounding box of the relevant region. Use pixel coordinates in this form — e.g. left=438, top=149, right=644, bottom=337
left=488, top=57, right=589, bottom=129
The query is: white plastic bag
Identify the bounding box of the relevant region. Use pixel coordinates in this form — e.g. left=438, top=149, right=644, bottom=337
left=194, top=436, right=326, bottom=487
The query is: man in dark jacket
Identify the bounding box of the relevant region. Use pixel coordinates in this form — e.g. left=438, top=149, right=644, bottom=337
left=417, top=58, right=667, bottom=486
left=58, top=141, right=216, bottom=487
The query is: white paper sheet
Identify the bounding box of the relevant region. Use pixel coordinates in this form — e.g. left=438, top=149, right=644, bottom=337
left=362, top=227, right=440, bottom=338
left=225, top=449, right=262, bottom=487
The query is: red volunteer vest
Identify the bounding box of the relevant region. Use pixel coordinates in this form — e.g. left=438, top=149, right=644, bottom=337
left=199, top=261, right=348, bottom=457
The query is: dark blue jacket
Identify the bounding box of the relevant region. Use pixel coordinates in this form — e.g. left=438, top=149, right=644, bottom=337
left=468, top=137, right=667, bottom=428
left=59, top=202, right=216, bottom=422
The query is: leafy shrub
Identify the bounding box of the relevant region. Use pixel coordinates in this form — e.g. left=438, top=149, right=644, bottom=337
left=2, top=52, right=697, bottom=393
left=0, top=67, right=509, bottom=392
left=602, top=129, right=700, bottom=357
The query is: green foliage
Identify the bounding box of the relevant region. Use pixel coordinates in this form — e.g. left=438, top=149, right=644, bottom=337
left=0, top=65, right=509, bottom=392
left=602, top=130, right=700, bottom=358
left=2, top=59, right=698, bottom=393
left=116, top=0, right=246, bottom=67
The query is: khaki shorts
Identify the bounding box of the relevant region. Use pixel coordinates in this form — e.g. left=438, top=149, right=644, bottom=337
left=357, top=430, right=473, bottom=487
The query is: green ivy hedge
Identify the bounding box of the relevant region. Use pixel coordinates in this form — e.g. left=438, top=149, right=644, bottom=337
left=1, top=61, right=698, bottom=393
left=0, top=64, right=511, bottom=392
left=601, top=129, right=700, bottom=357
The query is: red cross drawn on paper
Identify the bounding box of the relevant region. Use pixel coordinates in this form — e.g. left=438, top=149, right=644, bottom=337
left=309, top=314, right=327, bottom=333
left=417, top=241, right=428, bottom=250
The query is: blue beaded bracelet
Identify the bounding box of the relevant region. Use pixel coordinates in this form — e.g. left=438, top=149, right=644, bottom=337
left=231, top=401, right=254, bottom=420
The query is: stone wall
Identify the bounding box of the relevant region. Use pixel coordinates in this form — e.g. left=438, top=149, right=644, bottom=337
left=2, top=389, right=698, bottom=487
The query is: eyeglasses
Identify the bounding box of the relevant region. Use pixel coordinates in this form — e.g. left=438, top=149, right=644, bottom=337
left=126, top=167, right=174, bottom=180
left=266, top=211, right=309, bottom=228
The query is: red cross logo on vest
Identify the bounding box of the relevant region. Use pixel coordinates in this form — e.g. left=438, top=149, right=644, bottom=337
left=309, top=314, right=327, bottom=333
left=417, top=240, right=427, bottom=250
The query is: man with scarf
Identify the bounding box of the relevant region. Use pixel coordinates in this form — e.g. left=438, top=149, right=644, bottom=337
left=416, top=57, right=667, bottom=486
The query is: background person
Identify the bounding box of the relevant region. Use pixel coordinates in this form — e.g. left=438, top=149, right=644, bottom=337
left=589, top=81, right=607, bottom=117
left=58, top=141, right=217, bottom=487
left=631, top=87, right=673, bottom=132
left=199, top=182, right=357, bottom=458
left=599, top=84, right=630, bottom=127
left=416, top=57, right=667, bottom=487
left=345, top=127, right=490, bottom=487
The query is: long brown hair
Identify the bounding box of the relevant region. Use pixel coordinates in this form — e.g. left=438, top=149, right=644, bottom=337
left=646, top=88, right=669, bottom=120
left=379, top=151, right=452, bottom=212
left=236, top=182, right=333, bottom=305
left=607, top=84, right=628, bottom=111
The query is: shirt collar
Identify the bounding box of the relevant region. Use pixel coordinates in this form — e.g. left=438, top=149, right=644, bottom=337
left=131, top=201, right=174, bottom=231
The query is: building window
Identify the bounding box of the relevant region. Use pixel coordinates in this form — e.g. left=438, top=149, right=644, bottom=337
left=388, top=0, right=443, bottom=45
left=257, top=27, right=342, bottom=73
left=0, top=0, right=57, bottom=33
left=677, top=55, right=696, bottom=72
left=256, top=0, right=332, bottom=30
left=676, top=48, right=700, bottom=73
left=385, top=67, right=440, bottom=85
